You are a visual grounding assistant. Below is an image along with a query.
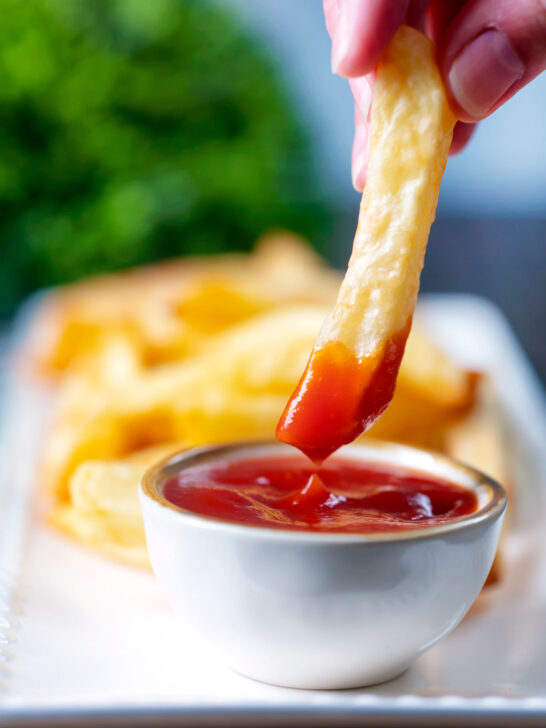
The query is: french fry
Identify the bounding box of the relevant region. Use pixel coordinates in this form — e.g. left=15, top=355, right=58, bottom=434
left=51, top=459, right=150, bottom=567
left=50, top=442, right=187, bottom=568
left=395, top=326, right=473, bottom=408
left=277, top=27, right=456, bottom=461
left=444, top=379, right=509, bottom=585
left=28, top=233, right=341, bottom=377
left=52, top=505, right=150, bottom=568
left=41, top=306, right=326, bottom=499
left=367, top=331, right=477, bottom=447
left=444, top=381, right=508, bottom=487
left=42, top=303, right=477, bottom=506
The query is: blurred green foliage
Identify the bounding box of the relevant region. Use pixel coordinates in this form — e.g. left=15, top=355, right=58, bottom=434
left=0, top=0, right=329, bottom=315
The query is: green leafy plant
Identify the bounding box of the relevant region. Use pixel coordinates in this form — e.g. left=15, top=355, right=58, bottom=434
left=0, top=0, right=329, bottom=314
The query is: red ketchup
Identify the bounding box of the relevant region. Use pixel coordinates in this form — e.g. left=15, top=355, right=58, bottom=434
left=162, top=455, right=477, bottom=533
left=276, top=322, right=411, bottom=463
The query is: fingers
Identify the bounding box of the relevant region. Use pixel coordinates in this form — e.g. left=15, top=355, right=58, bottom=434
left=440, top=0, right=546, bottom=121
left=449, top=120, right=476, bottom=154
left=324, top=0, right=396, bottom=187
left=329, top=0, right=410, bottom=76
left=405, top=0, right=432, bottom=32
left=426, top=0, right=466, bottom=44
left=328, top=0, right=539, bottom=175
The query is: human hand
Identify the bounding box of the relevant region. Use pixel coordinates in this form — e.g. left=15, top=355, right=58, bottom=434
left=324, top=0, right=546, bottom=191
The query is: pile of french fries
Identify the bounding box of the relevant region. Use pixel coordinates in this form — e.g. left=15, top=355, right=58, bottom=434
left=30, top=233, right=508, bottom=579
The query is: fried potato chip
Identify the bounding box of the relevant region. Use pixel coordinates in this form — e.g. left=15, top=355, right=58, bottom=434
left=52, top=505, right=150, bottom=568
left=277, top=27, right=456, bottom=461
left=51, top=460, right=149, bottom=567
left=51, top=441, right=187, bottom=568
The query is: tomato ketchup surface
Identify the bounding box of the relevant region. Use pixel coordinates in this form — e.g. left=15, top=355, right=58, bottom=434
left=276, top=322, right=411, bottom=463
left=162, top=454, right=478, bottom=533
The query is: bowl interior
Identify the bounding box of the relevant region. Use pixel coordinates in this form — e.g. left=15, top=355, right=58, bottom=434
left=140, top=439, right=507, bottom=542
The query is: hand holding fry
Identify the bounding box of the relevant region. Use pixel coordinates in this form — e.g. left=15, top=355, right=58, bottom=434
left=326, top=0, right=545, bottom=189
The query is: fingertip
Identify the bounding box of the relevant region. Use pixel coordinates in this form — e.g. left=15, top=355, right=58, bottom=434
left=332, top=0, right=409, bottom=77
left=333, top=39, right=380, bottom=78
left=425, top=0, right=465, bottom=45
left=449, top=121, right=476, bottom=155
left=352, top=163, right=366, bottom=193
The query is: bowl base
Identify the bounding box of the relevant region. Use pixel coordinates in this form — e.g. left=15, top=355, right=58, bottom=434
left=227, top=660, right=413, bottom=691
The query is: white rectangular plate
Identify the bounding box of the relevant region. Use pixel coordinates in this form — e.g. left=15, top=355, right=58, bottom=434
left=1, top=294, right=546, bottom=727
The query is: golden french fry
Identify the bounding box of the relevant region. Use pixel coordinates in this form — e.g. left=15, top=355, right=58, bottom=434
left=366, top=385, right=470, bottom=449
left=171, top=390, right=287, bottom=447
left=42, top=300, right=479, bottom=504
left=277, top=27, right=456, bottom=461
left=366, top=324, right=477, bottom=446
left=396, top=326, right=474, bottom=408
left=28, top=233, right=340, bottom=377
left=41, top=306, right=326, bottom=497
left=250, top=232, right=342, bottom=305
left=51, top=460, right=149, bottom=567
left=124, top=441, right=189, bottom=466
left=51, top=441, right=187, bottom=568
left=194, top=306, right=326, bottom=392
left=70, top=462, right=144, bottom=523
left=444, top=379, right=509, bottom=586
left=51, top=505, right=150, bottom=568
left=444, top=379, right=508, bottom=490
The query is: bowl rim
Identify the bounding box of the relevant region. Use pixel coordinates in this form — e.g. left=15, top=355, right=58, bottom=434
left=139, top=439, right=507, bottom=543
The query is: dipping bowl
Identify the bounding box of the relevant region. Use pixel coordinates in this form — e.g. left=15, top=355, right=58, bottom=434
left=140, top=440, right=506, bottom=689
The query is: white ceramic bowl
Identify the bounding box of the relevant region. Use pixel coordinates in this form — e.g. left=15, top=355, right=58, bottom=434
left=140, top=440, right=506, bottom=690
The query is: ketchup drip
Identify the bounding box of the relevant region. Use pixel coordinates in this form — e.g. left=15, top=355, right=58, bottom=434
left=276, top=321, right=411, bottom=462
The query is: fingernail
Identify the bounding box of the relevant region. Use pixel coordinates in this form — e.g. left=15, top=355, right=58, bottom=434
left=448, top=29, right=524, bottom=119
left=331, top=1, right=352, bottom=74
left=352, top=151, right=366, bottom=192
left=331, top=31, right=347, bottom=74
left=351, top=118, right=368, bottom=192
left=349, top=76, right=374, bottom=123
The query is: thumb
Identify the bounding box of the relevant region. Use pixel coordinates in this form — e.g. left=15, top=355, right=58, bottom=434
left=440, top=0, right=546, bottom=122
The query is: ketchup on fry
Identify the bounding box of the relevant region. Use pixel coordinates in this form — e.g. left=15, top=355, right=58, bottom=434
left=276, top=322, right=411, bottom=463
left=162, top=454, right=477, bottom=533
